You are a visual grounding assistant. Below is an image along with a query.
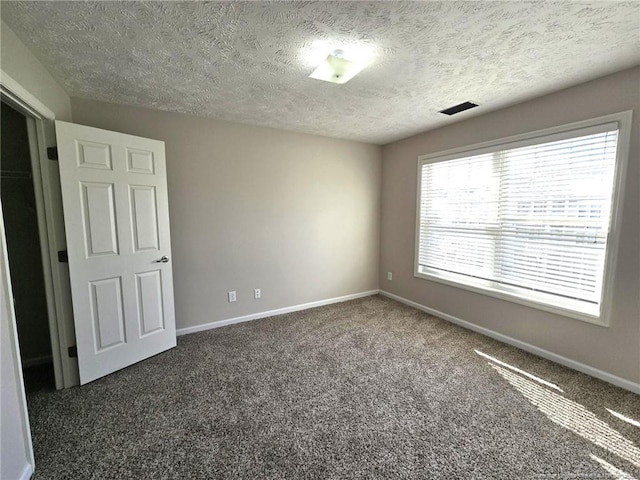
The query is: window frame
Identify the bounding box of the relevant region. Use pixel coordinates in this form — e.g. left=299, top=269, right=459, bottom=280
left=414, top=111, right=633, bottom=326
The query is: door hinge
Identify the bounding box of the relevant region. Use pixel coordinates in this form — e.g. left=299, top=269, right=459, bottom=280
left=68, top=345, right=77, bottom=358
left=47, top=146, right=58, bottom=160
left=58, top=250, right=68, bottom=263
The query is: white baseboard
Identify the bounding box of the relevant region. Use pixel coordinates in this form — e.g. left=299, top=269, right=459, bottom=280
left=22, top=355, right=52, bottom=368
left=176, top=290, right=380, bottom=336
left=379, top=290, right=640, bottom=395
left=19, top=463, right=33, bottom=480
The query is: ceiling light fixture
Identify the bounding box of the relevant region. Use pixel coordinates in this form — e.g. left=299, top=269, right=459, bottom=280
left=308, top=49, right=367, bottom=84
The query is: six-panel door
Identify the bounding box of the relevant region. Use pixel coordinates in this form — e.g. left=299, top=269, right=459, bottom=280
left=55, top=121, right=176, bottom=385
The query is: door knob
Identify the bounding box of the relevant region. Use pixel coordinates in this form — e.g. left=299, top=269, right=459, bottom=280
left=155, top=255, right=170, bottom=263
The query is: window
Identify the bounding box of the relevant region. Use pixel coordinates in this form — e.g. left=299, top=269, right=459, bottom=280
left=415, top=112, right=631, bottom=325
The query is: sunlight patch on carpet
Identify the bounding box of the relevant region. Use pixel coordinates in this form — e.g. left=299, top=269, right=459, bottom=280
left=489, top=363, right=640, bottom=470
left=474, top=349, right=563, bottom=392
left=607, top=409, right=640, bottom=429
left=590, top=454, right=637, bottom=480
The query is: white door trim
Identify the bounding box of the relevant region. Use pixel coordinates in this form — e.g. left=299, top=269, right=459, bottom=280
left=18, top=463, right=34, bottom=480
left=0, top=71, right=78, bottom=389
left=24, top=117, right=66, bottom=389
left=0, top=69, right=55, bottom=119
left=0, top=206, right=36, bottom=476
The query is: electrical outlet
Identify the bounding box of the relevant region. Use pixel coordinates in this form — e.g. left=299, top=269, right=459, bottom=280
left=254, top=288, right=261, bottom=299
left=387, top=271, right=393, bottom=281
left=228, top=291, right=237, bottom=302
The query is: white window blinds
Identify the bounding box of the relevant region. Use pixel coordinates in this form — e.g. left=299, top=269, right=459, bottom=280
left=417, top=122, right=621, bottom=319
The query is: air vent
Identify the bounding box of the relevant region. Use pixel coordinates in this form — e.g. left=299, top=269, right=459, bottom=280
left=439, top=101, right=479, bottom=116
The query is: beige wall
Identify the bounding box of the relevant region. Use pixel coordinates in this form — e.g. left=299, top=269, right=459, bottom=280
left=71, top=98, right=381, bottom=330
left=380, top=66, right=640, bottom=383
left=1, top=20, right=72, bottom=121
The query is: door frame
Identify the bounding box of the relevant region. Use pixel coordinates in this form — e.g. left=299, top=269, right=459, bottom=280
left=1, top=69, right=78, bottom=389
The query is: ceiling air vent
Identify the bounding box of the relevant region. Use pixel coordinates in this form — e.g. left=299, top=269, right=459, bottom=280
left=439, top=101, right=479, bottom=116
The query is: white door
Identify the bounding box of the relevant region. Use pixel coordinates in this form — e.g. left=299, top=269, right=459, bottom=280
left=55, top=121, right=176, bottom=385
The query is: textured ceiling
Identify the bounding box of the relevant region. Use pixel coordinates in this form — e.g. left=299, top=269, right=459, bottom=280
left=2, top=1, right=639, bottom=144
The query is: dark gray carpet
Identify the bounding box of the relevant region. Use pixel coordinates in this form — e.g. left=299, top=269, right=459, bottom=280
left=27, top=295, right=640, bottom=479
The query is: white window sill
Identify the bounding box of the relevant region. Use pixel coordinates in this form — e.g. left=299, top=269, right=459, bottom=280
left=414, top=266, right=608, bottom=327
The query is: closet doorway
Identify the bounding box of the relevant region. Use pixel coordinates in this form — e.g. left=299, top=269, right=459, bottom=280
left=0, top=93, right=78, bottom=391
left=1, top=102, right=56, bottom=391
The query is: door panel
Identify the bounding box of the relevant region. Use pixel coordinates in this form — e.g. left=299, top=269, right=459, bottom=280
left=55, top=121, right=176, bottom=384
left=136, top=270, right=165, bottom=336
left=126, top=148, right=155, bottom=174
left=130, top=185, right=159, bottom=251
left=81, top=182, right=119, bottom=256
left=77, top=141, right=112, bottom=170
left=89, top=277, right=126, bottom=351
